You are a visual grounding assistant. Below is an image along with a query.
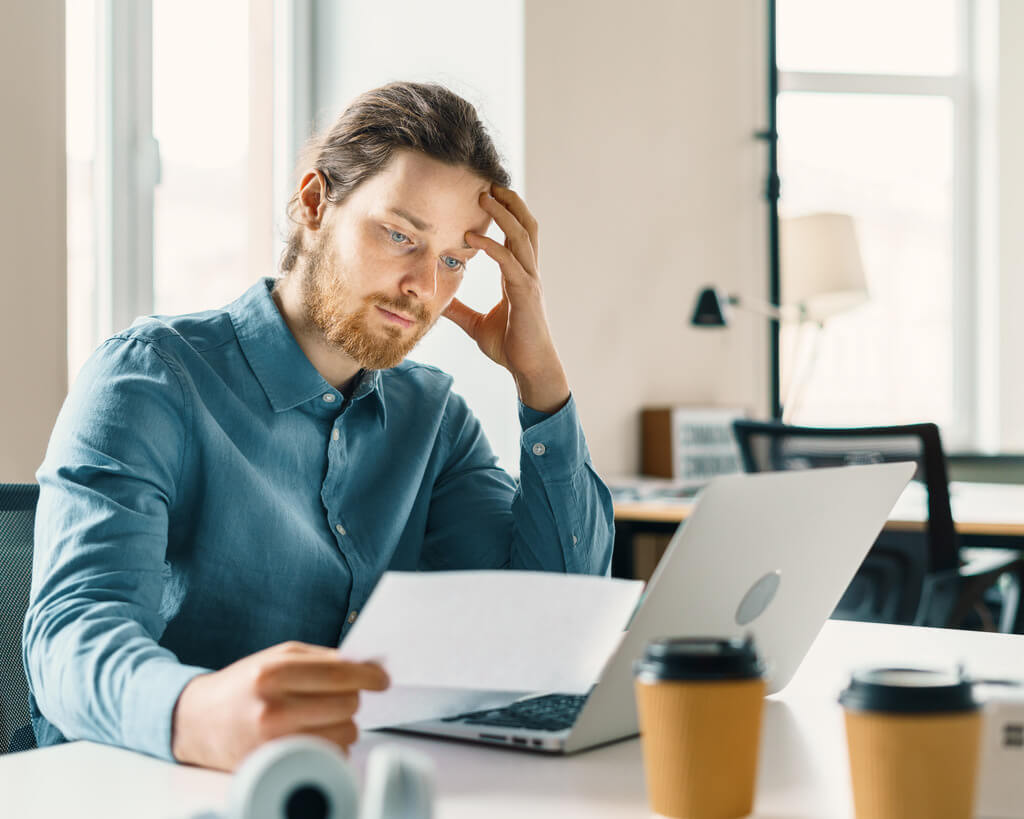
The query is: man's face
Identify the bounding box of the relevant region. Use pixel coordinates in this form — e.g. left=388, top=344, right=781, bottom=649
left=299, top=149, right=492, bottom=370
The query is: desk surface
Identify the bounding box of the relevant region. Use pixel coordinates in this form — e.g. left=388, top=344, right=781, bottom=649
left=4, top=620, right=1021, bottom=818
left=615, top=480, right=1024, bottom=537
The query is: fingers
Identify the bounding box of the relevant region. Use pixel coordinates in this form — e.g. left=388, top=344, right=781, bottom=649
left=257, top=691, right=361, bottom=735
left=490, top=185, right=538, bottom=255
left=476, top=190, right=537, bottom=276
left=442, top=297, right=483, bottom=337
left=255, top=655, right=390, bottom=697
left=262, top=721, right=360, bottom=754
left=315, top=720, right=360, bottom=752
left=280, top=691, right=361, bottom=724
left=464, top=232, right=535, bottom=293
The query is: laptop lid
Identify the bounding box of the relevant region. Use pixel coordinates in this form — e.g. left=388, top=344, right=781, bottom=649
left=564, top=461, right=915, bottom=752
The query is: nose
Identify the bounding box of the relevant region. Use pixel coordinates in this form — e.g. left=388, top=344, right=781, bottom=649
left=400, top=254, right=437, bottom=301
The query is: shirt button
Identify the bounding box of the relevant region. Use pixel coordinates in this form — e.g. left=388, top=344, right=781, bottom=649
left=332, top=429, right=340, bottom=441
left=572, top=534, right=578, bottom=546
left=347, top=610, right=358, bottom=624
left=323, top=393, right=336, bottom=403
left=532, top=443, right=547, bottom=456
left=335, top=524, right=346, bottom=536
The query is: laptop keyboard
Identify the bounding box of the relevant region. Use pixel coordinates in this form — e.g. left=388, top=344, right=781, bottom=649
left=441, top=693, right=587, bottom=732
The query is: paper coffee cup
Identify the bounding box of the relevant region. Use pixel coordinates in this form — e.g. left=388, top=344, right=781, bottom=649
left=634, top=636, right=766, bottom=818
left=840, top=667, right=982, bottom=819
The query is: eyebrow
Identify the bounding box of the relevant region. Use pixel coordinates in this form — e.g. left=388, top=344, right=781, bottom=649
left=389, top=207, right=431, bottom=232
left=388, top=207, right=475, bottom=250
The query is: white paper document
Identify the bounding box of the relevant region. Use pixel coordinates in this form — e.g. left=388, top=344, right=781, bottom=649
left=337, top=570, right=643, bottom=729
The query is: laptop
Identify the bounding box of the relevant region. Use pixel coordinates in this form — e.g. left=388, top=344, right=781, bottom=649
left=390, top=461, right=916, bottom=753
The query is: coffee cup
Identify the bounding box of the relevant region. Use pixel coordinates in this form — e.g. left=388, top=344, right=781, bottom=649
left=633, top=636, right=766, bottom=818
left=839, top=667, right=982, bottom=819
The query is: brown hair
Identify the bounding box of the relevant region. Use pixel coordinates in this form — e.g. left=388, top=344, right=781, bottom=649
left=280, top=81, right=511, bottom=274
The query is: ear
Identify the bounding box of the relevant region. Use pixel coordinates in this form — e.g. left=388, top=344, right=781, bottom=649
left=297, top=169, right=328, bottom=229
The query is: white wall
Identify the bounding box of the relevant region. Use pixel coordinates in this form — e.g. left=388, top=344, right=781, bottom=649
left=0, top=0, right=67, bottom=482
left=310, top=0, right=525, bottom=471
left=523, top=0, right=770, bottom=475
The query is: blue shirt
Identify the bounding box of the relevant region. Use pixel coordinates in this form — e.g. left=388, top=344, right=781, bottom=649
left=23, top=278, right=613, bottom=761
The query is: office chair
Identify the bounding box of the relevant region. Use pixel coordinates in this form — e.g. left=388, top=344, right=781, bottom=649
left=732, top=421, right=1024, bottom=632
left=0, top=483, right=39, bottom=754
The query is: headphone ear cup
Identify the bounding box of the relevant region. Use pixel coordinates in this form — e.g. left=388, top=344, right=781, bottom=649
left=360, top=744, right=435, bottom=819
left=226, top=736, right=359, bottom=819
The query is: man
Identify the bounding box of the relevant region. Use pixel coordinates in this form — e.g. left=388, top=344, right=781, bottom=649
left=23, top=82, right=614, bottom=771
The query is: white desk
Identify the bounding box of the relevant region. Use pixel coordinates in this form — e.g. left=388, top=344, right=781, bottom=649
left=3, top=620, right=1022, bottom=818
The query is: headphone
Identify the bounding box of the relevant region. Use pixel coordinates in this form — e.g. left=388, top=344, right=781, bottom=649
left=193, top=736, right=435, bottom=819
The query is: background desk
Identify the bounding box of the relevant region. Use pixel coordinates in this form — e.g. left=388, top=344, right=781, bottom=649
left=613, top=480, right=1024, bottom=578
left=3, top=620, right=1021, bottom=818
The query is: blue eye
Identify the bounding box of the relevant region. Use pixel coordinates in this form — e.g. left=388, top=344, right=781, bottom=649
left=441, top=256, right=465, bottom=272
left=388, top=230, right=409, bottom=244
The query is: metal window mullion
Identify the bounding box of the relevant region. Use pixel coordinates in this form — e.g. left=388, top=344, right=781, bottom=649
left=95, top=0, right=156, bottom=338
left=972, top=0, right=1000, bottom=453
left=271, top=0, right=314, bottom=272
left=781, top=71, right=961, bottom=97
left=950, top=0, right=979, bottom=451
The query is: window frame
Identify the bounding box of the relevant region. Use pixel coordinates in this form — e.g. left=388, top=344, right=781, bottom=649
left=94, top=0, right=159, bottom=339
left=83, top=0, right=306, bottom=354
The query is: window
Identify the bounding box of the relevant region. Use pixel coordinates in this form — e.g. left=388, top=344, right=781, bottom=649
left=151, top=0, right=252, bottom=317
left=66, top=0, right=100, bottom=381
left=777, top=0, right=975, bottom=448
left=66, top=0, right=294, bottom=382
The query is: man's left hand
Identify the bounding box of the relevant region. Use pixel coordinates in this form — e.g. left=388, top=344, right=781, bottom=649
left=443, top=185, right=571, bottom=414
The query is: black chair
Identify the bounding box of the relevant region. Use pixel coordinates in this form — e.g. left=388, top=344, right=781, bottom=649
left=732, top=421, right=1024, bottom=632
left=0, top=483, right=39, bottom=754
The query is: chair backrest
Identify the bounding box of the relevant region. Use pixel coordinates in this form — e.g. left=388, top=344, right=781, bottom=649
left=731, top=421, right=958, bottom=625
left=0, top=483, right=39, bottom=754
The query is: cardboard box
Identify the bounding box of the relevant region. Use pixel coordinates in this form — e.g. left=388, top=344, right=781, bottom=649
left=641, top=407, right=745, bottom=480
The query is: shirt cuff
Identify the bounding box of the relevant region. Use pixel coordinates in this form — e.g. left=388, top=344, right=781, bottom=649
left=519, top=393, right=591, bottom=482
left=518, top=401, right=554, bottom=430
left=122, top=658, right=211, bottom=762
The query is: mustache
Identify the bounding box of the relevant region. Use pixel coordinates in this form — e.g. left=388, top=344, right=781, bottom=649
left=371, top=293, right=430, bottom=323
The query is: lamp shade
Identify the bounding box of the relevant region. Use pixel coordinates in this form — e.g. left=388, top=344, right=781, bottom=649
left=780, top=212, right=868, bottom=322
left=690, top=287, right=729, bottom=326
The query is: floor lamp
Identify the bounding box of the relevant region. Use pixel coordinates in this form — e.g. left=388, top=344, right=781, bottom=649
left=779, top=213, right=869, bottom=421
left=690, top=212, right=868, bottom=420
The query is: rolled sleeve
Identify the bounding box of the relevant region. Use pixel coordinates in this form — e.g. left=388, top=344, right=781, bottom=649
left=421, top=391, right=613, bottom=577
left=518, top=395, right=591, bottom=482
left=123, top=659, right=209, bottom=759
left=516, top=395, right=613, bottom=574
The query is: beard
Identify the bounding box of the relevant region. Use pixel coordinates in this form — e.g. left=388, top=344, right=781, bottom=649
left=299, top=226, right=435, bottom=370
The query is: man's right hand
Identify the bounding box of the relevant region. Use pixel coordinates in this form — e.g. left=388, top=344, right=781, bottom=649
left=170, top=641, right=390, bottom=771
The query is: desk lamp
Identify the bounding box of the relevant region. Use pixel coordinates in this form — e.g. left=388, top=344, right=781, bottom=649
left=691, top=212, right=868, bottom=419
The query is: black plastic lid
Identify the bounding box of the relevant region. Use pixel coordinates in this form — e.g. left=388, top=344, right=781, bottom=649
left=633, top=636, right=764, bottom=681
left=838, top=667, right=979, bottom=714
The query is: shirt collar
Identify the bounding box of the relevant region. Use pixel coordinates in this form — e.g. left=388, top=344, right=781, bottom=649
left=229, top=277, right=387, bottom=425
left=352, top=368, right=387, bottom=426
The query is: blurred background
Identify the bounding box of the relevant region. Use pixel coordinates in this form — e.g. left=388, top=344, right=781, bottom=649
left=4, top=0, right=1024, bottom=482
